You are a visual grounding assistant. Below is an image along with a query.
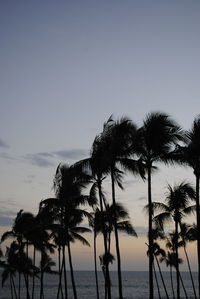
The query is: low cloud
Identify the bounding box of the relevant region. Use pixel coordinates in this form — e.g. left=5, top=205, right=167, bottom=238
left=23, top=149, right=88, bottom=168
left=53, top=149, right=88, bottom=160
left=1, top=148, right=88, bottom=168
left=0, top=153, right=17, bottom=161
left=0, top=139, right=9, bottom=148
left=24, top=153, right=55, bottom=168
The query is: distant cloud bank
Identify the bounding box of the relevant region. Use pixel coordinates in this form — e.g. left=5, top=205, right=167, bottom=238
left=0, top=139, right=9, bottom=148
left=23, top=148, right=88, bottom=168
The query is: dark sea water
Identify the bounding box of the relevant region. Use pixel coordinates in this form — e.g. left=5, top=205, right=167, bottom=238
left=0, top=271, right=198, bottom=299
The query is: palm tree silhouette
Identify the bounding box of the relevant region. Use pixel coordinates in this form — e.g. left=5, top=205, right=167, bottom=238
left=136, top=112, right=183, bottom=299
left=100, top=116, right=142, bottom=299
left=174, top=115, right=200, bottom=297
left=165, top=233, right=189, bottom=299
left=74, top=131, right=115, bottom=299
left=179, top=222, right=197, bottom=299
left=145, top=228, right=170, bottom=299
left=41, top=163, right=92, bottom=299
left=1, top=210, right=37, bottom=299
left=153, top=181, right=195, bottom=299
left=2, top=241, right=37, bottom=299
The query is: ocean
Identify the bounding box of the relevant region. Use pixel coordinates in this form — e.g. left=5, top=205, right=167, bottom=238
left=0, top=271, right=198, bottom=299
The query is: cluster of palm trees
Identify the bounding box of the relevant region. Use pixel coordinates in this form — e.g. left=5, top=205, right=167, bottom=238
left=1, top=112, right=200, bottom=299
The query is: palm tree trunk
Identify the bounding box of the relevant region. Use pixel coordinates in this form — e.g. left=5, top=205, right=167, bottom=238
left=24, top=273, right=31, bottom=299
left=62, top=245, right=68, bottom=299
left=196, top=174, right=200, bottom=299
left=57, top=246, right=64, bottom=299
left=179, top=271, right=188, bottom=299
left=18, top=272, right=21, bottom=299
left=94, top=232, right=100, bottom=299
left=111, top=169, right=123, bottom=299
left=67, top=241, right=77, bottom=299
left=40, top=251, right=44, bottom=299
left=11, top=274, right=17, bottom=299
left=10, top=274, right=14, bottom=299
left=97, top=178, right=111, bottom=299
left=26, top=241, right=29, bottom=299
left=183, top=246, right=197, bottom=299
left=154, top=255, right=169, bottom=299
left=175, top=220, right=180, bottom=299
left=170, top=266, right=175, bottom=299
left=32, top=246, right=36, bottom=299
left=147, top=164, right=154, bottom=299
left=170, top=265, right=175, bottom=299
left=153, top=262, right=161, bottom=299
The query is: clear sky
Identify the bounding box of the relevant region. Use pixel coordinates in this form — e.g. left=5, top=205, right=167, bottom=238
left=0, top=0, right=200, bottom=271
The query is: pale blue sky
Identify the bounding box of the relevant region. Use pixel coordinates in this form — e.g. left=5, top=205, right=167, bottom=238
left=0, top=0, right=200, bottom=270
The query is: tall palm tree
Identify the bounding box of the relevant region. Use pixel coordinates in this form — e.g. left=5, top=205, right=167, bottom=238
left=74, top=131, right=115, bottom=299
left=136, top=112, right=184, bottom=299
left=174, top=115, right=200, bottom=297
left=100, top=116, right=143, bottom=299
left=153, top=182, right=195, bottom=299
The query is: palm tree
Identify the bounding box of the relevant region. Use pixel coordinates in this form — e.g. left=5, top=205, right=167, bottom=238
left=74, top=131, right=116, bottom=299
left=165, top=234, right=189, bottom=299
left=179, top=222, right=197, bottom=299
left=41, top=163, right=92, bottom=299
left=2, top=241, right=37, bottom=299
left=65, top=208, right=91, bottom=299
left=1, top=242, right=18, bottom=299
left=136, top=112, right=184, bottom=299
left=1, top=210, right=36, bottom=299
left=105, top=202, right=138, bottom=253
left=153, top=181, right=195, bottom=299
left=100, top=116, right=143, bottom=299
left=146, top=228, right=170, bottom=299
left=174, top=115, right=200, bottom=297
left=89, top=208, right=103, bottom=299
left=39, top=252, right=57, bottom=299
left=160, top=251, right=177, bottom=299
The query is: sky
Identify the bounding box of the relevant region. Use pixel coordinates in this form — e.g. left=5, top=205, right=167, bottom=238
left=0, top=0, right=200, bottom=271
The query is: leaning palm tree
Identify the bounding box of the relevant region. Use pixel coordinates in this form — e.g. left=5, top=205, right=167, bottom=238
left=179, top=222, right=197, bottom=299
left=145, top=228, right=170, bottom=299
left=165, top=233, right=189, bottom=299
left=136, top=112, right=184, bottom=299
left=152, top=182, right=195, bottom=299
left=173, top=115, right=200, bottom=297
left=160, top=251, right=177, bottom=299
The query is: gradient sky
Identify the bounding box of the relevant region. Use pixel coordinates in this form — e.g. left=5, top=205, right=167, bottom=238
left=0, top=0, right=200, bottom=270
